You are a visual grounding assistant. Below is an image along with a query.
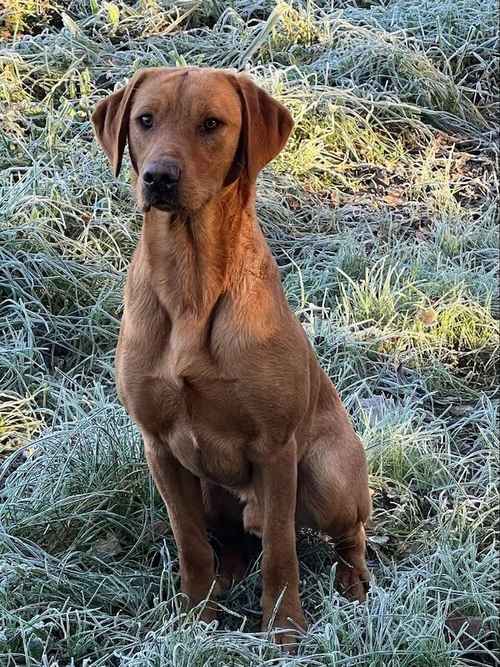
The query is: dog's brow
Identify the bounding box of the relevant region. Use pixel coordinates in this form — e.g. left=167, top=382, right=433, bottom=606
left=175, top=69, right=191, bottom=97
left=198, top=101, right=229, bottom=116
left=133, top=96, right=169, bottom=114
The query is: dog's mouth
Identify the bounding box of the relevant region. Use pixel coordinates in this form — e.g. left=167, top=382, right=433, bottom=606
left=142, top=191, right=180, bottom=213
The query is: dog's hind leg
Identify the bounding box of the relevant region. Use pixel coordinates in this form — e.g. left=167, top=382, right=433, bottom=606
left=297, top=434, right=371, bottom=602
left=326, top=521, right=370, bottom=602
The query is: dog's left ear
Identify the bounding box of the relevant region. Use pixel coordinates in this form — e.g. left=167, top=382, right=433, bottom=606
left=92, top=69, right=148, bottom=177
left=227, top=74, right=293, bottom=188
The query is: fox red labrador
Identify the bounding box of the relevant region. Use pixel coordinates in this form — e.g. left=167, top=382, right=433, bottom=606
left=92, top=67, right=371, bottom=645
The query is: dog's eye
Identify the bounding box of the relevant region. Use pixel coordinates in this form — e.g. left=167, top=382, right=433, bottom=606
left=202, top=117, right=221, bottom=132
left=138, top=114, right=153, bottom=129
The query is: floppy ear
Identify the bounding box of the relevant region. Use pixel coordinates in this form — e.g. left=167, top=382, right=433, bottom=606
left=229, top=74, right=293, bottom=186
left=91, top=69, right=147, bottom=177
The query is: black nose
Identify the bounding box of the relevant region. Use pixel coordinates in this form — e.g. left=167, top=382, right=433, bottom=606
left=143, top=161, right=181, bottom=189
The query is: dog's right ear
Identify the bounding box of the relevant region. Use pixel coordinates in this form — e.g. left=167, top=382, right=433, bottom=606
left=92, top=69, right=147, bottom=177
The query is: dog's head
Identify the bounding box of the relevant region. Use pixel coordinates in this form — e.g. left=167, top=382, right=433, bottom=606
left=92, top=67, right=293, bottom=213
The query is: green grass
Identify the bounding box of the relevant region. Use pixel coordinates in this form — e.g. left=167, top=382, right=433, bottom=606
left=0, top=0, right=499, bottom=664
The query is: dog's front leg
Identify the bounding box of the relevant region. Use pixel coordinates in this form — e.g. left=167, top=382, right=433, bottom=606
left=144, top=436, right=217, bottom=621
left=257, top=438, right=306, bottom=645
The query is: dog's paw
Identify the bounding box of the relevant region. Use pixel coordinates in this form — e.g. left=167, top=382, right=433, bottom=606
left=178, top=589, right=220, bottom=623
left=197, top=603, right=219, bottom=624
left=335, top=562, right=370, bottom=602
left=261, top=606, right=307, bottom=651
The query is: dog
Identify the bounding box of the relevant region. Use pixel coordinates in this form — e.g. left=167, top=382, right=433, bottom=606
left=92, top=67, right=371, bottom=645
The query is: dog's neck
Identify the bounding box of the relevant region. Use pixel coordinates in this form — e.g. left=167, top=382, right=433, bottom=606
left=139, top=183, right=270, bottom=319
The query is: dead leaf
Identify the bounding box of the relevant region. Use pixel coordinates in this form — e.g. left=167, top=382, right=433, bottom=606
left=93, top=531, right=123, bottom=558
left=383, top=191, right=404, bottom=206
left=444, top=614, right=494, bottom=652
left=417, top=307, right=438, bottom=327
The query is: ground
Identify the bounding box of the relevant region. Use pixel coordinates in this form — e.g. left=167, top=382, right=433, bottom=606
left=0, top=1, right=498, bottom=665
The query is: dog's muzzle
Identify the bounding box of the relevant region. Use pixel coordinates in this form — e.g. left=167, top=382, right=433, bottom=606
left=142, top=159, right=181, bottom=211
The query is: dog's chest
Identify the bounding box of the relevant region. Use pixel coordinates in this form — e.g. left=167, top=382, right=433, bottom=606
left=117, top=331, right=251, bottom=488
